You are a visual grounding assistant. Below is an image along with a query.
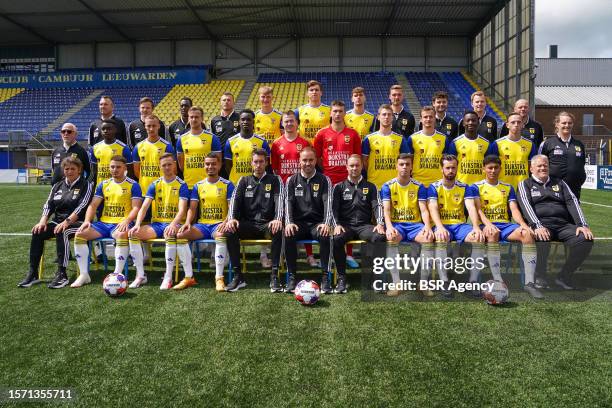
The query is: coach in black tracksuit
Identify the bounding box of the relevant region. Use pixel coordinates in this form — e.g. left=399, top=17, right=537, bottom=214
left=18, top=157, right=93, bottom=289
left=332, top=155, right=386, bottom=293
left=225, top=149, right=284, bottom=292
left=538, top=133, right=586, bottom=199
left=284, top=147, right=334, bottom=294
left=517, top=155, right=593, bottom=289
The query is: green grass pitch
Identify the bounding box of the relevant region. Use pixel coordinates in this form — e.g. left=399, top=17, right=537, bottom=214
left=0, top=184, right=610, bottom=407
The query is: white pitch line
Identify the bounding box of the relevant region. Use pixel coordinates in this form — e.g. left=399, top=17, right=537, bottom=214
left=0, top=233, right=30, bottom=236
left=581, top=201, right=612, bottom=208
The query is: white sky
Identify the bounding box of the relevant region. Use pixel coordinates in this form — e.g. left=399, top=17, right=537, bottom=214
left=536, top=0, right=612, bottom=57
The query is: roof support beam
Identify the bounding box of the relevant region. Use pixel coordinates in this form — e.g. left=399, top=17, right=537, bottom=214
left=384, top=0, right=400, bottom=35
left=0, top=13, right=53, bottom=44
left=75, top=0, right=132, bottom=41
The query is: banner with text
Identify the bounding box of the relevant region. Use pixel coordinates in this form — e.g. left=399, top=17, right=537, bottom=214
left=0, top=67, right=208, bottom=88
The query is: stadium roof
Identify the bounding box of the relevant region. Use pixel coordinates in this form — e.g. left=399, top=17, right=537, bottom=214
left=535, top=86, right=612, bottom=107
left=535, top=58, right=612, bottom=86
left=0, top=0, right=507, bottom=45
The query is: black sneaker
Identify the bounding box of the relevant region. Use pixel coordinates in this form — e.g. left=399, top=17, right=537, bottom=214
left=18, top=271, right=40, bottom=288
left=334, top=274, right=347, bottom=294
left=48, top=270, right=69, bottom=289
left=321, top=273, right=332, bottom=294
left=270, top=274, right=282, bottom=293
left=534, top=278, right=550, bottom=290
left=555, top=277, right=576, bottom=290
left=225, top=274, right=246, bottom=292
left=285, top=274, right=296, bottom=293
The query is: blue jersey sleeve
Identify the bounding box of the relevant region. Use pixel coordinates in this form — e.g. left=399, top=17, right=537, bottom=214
left=132, top=146, right=141, bottom=163
left=94, top=181, right=104, bottom=198
left=176, top=137, right=184, bottom=153
left=380, top=183, right=391, bottom=201
left=179, top=182, right=190, bottom=200
left=447, top=140, right=457, bottom=156
left=131, top=182, right=143, bottom=200
left=211, top=135, right=222, bottom=153
left=294, top=108, right=300, bottom=122
left=190, top=185, right=199, bottom=201
left=443, top=135, right=451, bottom=153
left=165, top=143, right=175, bottom=155
left=427, top=184, right=438, bottom=200
left=528, top=141, right=537, bottom=160
left=361, top=137, right=371, bottom=156
left=89, top=147, right=97, bottom=164
left=405, top=136, right=414, bottom=154
left=508, top=185, right=517, bottom=202
left=226, top=182, right=235, bottom=200
left=487, top=141, right=499, bottom=156
left=464, top=184, right=478, bottom=199
left=122, top=145, right=133, bottom=164
left=223, top=140, right=232, bottom=160
left=418, top=184, right=428, bottom=201
left=145, top=182, right=156, bottom=199
left=262, top=140, right=271, bottom=155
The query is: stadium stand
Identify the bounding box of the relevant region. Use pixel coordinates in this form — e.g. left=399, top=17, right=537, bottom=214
left=245, top=82, right=307, bottom=112
left=155, top=80, right=245, bottom=129
left=253, top=72, right=397, bottom=113
left=0, top=88, right=24, bottom=104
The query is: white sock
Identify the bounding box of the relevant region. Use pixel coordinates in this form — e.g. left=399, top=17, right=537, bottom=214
left=74, top=238, right=90, bottom=277
left=487, top=243, right=502, bottom=281
left=214, top=237, right=227, bottom=279
left=522, top=244, right=537, bottom=285
left=164, top=238, right=177, bottom=280
left=470, top=243, right=486, bottom=282
left=113, top=239, right=129, bottom=275
left=420, top=243, right=434, bottom=281
left=435, top=243, right=448, bottom=281
left=386, top=242, right=400, bottom=283
left=177, top=240, right=193, bottom=278
left=129, top=238, right=145, bottom=278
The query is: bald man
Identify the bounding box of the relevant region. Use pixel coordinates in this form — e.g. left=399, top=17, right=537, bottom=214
left=499, top=99, right=543, bottom=147
left=51, top=123, right=91, bottom=185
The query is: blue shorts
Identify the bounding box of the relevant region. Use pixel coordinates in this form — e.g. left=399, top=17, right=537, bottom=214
left=149, top=222, right=170, bottom=238
left=92, top=221, right=121, bottom=238
left=435, top=223, right=473, bottom=242
left=490, top=222, right=520, bottom=242
left=392, top=222, right=425, bottom=242
left=193, top=223, right=221, bottom=239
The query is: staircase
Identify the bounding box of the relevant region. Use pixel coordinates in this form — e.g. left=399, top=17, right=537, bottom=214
left=38, top=89, right=106, bottom=138
left=461, top=72, right=507, bottom=121
left=394, top=73, right=421, bottom=114
left=234, top=76, right=257, bottom=110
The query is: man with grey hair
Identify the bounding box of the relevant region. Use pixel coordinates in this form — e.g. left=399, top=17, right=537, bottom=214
left=51, top=123, right=91, bottom=185
left=499, top=99, right=543, bottom=147
left=88, top=95, right=128, bottom=146
left=517, top=154, right=593, bottom=290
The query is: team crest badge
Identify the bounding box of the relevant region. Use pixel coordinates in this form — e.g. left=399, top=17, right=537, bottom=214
left=217, top=188, right=223, bottom=196
left=313, top=184, right=320, bottom=191
left=504, top=155, right=510, bottom=160
left=70, top=153, right=78, bottom=158
left=402, top=119, right=407, bottom=125
left=344, top=135, right=351, bottom=143
left=296, top=144, right=303, bottom=151
left=328, top=145, right=333, bottom=151
left=420, top=149, right=425, bottom=154
left=363, top=188, right=369, bottom=195
left=184, top=148, right=189, bottom=154
left=391, top=140, right=397, bottom=146
left=408, top=191, right=416, bottom=200
left=453, top=193, right=461, bottom=202
left=529, top=128, right=535, bottom=134
left=280, top=154, right=285, bottom=159
left=304, top=119, right=310, bottom=124
left=521, top=146, right=527, bottom=152
left=477, top=145, right=483, bottom=152
left=435, top=140, right=441, bottom=146
left=484, top=200, right=489, bottom=205
left=552, top=185, right=560, bottom=192
left=487, top=122, right=493, bottom=128
left=233, top=121, right=239, bottom=128
left=447, top=124, right=452, bottom=129
left=575, top=146, right=581, bottom=152
left=265, top=184, right=272, bottom=191
left=319, top=112, right=324, bottom=118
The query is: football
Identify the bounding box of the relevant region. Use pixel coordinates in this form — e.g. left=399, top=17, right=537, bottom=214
left=482, top=280, right=509, bottom=305
left=295, top=280, right=320, bottom=306
left=103, top=273, right=128, bottom=297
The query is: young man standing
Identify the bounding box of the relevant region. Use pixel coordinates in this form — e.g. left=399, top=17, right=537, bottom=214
left=373, top=84, right=415, bottom=139
left=419, top=91, right=458, bottom=139
left=254, top=86, right=283, bottom=145
left=168, top=97, right=193, bottom=149
left=133, top=115, right=174, bottom=195
left=211, top=92, right=240, bottom=148
left=458, top=91, right=498, bottom=144
left=499, top=99, right=543, bottom=147
left=345, top=87, right=375, bottom=138
left=295, top=80, right=331, bottom=144
left=128, top=97, right=167, bottom=148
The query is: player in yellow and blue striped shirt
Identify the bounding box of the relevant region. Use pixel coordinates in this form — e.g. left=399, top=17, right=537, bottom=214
left=72, top=155, right=142, bottom=288
left=407, top=106, right=450, bottom=187
left=472, top=155, right=541, bottom=298
left=177, top=153, right=236, bottom=292
left=129, top=153, right=191, bottom=291
left=487, top=112, right=536, bottom=190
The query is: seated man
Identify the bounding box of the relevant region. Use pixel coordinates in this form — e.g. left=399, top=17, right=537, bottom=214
left=517, top=155, right=594, bottom=290
left=284, top=146, right=334, bottom=294
left=128, top=153, right=191, bottom=290
left=72, top=156, right=143, bottom=288
left=176, top=153, right=235, bottom=292
left=427, top=154, right=484, bottom=297
left=332, top=154, right=386, bottom=294
left=382, top=153, right=435, bottom=296
left=18, top=157, right=93, bottom=289
left=225, top=149, right=284, bottom=292
left=472, top=155, right=541, bottom=298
